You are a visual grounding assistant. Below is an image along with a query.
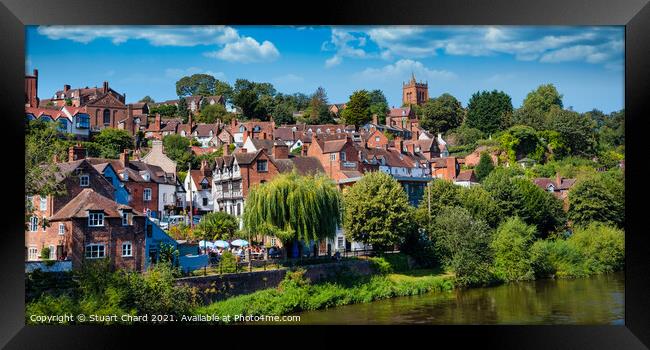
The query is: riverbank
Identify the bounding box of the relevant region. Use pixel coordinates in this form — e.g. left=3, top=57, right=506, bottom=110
left=193, top=266, right=455, bottom=323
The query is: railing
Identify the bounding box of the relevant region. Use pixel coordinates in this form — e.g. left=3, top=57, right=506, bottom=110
left=25, top=260, right=72, bottom=273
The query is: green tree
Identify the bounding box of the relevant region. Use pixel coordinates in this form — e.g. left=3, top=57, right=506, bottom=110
left=214, top=80, right=234, bottom=102
left=474, top=152, right=495, bottom=182
left=93, top=128, right=134, bottom=159
left=522, top=84, right=563, bottom=114
left=491, top=217, right=536, bottom=282
left=197, top=103, right=227, bottom=124
left=465, top=90, right=513, bottom=135
left=149, top=104, right=177, bottom=118
left=431, top=206, right=494, bottom=286
left=162, top=135, right=192, bottom=171
left=483, top=168, right=565, bottom=236
left=568, top=171, right=624, bottom=228
left=368, top=89, right=390, bottom=124
left=340, top=90, right=372, bottom=129
left=307, top=87, right=332, bottom=124
left=139, top=96, right=155, bottom=104
left=447, top=124, right=485, bottom=147
left=176, top=74, right=217, bottom=97
left=597, top=109, right=624, bottom=149
left=546, top=106, right=597, bottom=156
left=511, top=107, right=547, bottom=131
left=343, top=171, right=413, bottom=252
left=568, top=222, right=624, bottom=273
left=232, top=79, right=277, bottom=121
left=499, top=125, right=545, bottom=163
left=420, top=93, right=464, bottom=134
left=176, top=98, right=189, bottom=122
left=194, top=212, right=239, bottom=241
left=243, top=172, right=341, bottom=257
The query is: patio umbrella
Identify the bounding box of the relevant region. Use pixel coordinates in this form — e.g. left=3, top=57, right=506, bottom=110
left=198, top=240, right=213, bottom=249
left=231, top=239, right=249, bottom=247
left=214, top=240, right=230, bottom=248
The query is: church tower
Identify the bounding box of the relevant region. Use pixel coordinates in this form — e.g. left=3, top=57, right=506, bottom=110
left=402, top=73, right=428, bottom=106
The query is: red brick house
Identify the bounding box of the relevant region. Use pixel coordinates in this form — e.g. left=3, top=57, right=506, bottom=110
left=307, top=134, right=361, bottom=182
left=48, top=189, right=146, bottom=271
left=533, top=173, right=577, bottom=209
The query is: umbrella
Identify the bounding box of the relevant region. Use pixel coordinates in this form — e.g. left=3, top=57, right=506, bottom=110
left=198, top=240, right=213, bottom=249
left=231, top=239, right=249, bottom=247
left=214, top=240, right=230, bottom=248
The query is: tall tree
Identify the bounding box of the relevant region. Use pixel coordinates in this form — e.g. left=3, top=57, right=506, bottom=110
left=546, top=106, right=597, bottom=157
left=243, top=172, right=341, bottom=258
left=176, top=74, right=217, bottom=97
left=420, top=93, right=464, bottom=134
left=343, top=171, right=413, bottom=252
left=465, top=90, right=513, bottom=135
left=474, top=152, right=495, bottom=182
left=197, top=104, right=227, bottom=124
left=214, top=80, right=234, bottom=102
left=368, top=89, right=390, bottom=124
left=568, top=171, right=624, bottom=228
left=93, top=128, right=134, bottom=159
left=231, top=79, right=277, bottom=121
left=307, top=87, right=332, bottom=124
left=340, top=90, right=372, bottom=129
left=176, top=98, right=189, bottom=123
left=150, top=104, right=177, bottom=118
left=139, top=96, right=155, bottom=104
left=522, top=84, right=563, bottom=114
left=162, top=135, right=192, bottom=171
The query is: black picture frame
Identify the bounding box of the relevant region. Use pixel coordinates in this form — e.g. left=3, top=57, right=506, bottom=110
left=1, top=0, right=648, bottom=348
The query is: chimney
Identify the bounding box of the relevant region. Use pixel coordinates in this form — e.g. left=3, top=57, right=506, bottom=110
left=243, top=130, right=249, bottom=144
left=231, top=118, right=237, bottom=131
left=33, top=69, right=38, bottom=77
left=223, top=143, right=231, bottom=155
left=372, top=114, right=378, bottom=125
left=412, top=129, right=419, bottom=141
left=301, top=143, right=309, bottom=156
left=155, top=113, right=161, bottom=130
left=200, top=159, right=207, bottom=173
left=102, top=81, right=109, bottom=93
left=120, top=150, right=129, bottom=168
left=68, top=144, right=86, bottom=161
left=556, top=173, right=563, bottom=187
left=261, top=131, right=267, bottom=140
left=63, top=84, right=70, bottom=92
left=272, top=142, right=289, bottom=159
left=394, top=136, right=403, bottom=152
left=445, top=157, right=457, bottom=180
left=152, top=140, right=163, bottom=154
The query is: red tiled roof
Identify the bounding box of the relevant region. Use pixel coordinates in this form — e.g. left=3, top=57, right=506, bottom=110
left=49, top=188, right=142, bottom=221
left=456, top=169, right=476, bottom=182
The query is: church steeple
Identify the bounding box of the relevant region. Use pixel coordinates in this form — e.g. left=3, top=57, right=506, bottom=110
left=402, top=73, right=429, bottom=107
left=411, top=72, right=416, bottom=84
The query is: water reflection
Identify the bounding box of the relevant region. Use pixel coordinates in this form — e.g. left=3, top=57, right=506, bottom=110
left=293, top=272, right=624, bottom=325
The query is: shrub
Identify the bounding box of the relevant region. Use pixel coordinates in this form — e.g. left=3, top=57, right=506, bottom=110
left=218, top=251, right=237, bottom=273
left=568, top=223, right=624, bottom=274
left=40, top=247, right=51, bottom=261
left=491, top=217, right=536, bottom=282
left=368, top=257, right=393, bottom=274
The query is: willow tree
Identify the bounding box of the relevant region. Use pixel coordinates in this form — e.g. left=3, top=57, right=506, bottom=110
left=242, top=172, right=341, bottom=258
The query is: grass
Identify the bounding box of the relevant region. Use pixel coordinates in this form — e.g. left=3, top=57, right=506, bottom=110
left=193, top=267, right=454, bottom=323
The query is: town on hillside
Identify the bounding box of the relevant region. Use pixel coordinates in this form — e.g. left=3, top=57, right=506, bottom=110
left=24, top=69, right=624, bottom=275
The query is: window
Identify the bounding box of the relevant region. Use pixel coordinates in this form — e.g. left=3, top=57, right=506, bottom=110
left=202, top=198, right=208, bottom=206
left=271, top=237, right=277, bottom=246
left=39, top=197, right=47, bottom=211
left=256, top=160, right=268, bottom=172
left=75, top=114, right=90, bottom=129
left=58, top=223, right=65, bottom=235
left=375, top=136, right=380, bottom=142
left=29, top=216, right=38, bottom=232
left=121, top=211, right=130, bottom=226
left=103, top=109, right=111, bottom=125
left=88, top=212, right=104, bottom=227
left=80, top=174, right=89, bottom=187
left=340, top=152, right=346, bottom=161
left=143, top=188, right=152, bottom=201
left=329, top=153, right=336, bottom=161
left=122, top=242, right=132, bottom=257
left=236, top=203, right=241, bottom=216
left=337, top=236, right=344, bottom=250
left=28, top=247, right=38, bottom=261
left=85, top=244, right=106, bottom=259
left=58, top=118, right=68, bottom=131
left=49, top=245, right=56, bottom=260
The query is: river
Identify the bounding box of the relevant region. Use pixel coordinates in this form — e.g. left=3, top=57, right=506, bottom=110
left=293, top=272, right=624, bottom=325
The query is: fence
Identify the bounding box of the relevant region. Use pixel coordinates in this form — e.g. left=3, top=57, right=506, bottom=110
left=25, top=260, right=72, bottom=273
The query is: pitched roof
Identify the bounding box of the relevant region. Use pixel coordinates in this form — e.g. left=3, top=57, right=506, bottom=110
left=273, top=156, right=325, bottom=175
left=191, top=146, right=218, bottom=156
left=193, top=123, right=219, bottom=137
left=25, top=107, right=67, bottom=120
left=189, top=169, right=212, bottom=189
left=49, top=188, right=142, bottom=221
left=389, top=107, right=412, bottom=118
left=456, top=170, right=476, bottom=182
left=250, top=139, right=275, bottom=152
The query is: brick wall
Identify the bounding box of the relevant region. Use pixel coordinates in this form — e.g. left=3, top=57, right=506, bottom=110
left=240, top=152, right=279, bottom=197
left=125, top=182, right=159, bottom=214
left=176, top=260, right=373, bottom=304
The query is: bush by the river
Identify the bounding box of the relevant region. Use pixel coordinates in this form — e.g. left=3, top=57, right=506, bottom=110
left=26, top=260, right=198, bottom=324
left=491, top=217, right=537, bottom=282
left=194, top=268, right=454, bottom=322
left=530, top=223, right=624, bottom=278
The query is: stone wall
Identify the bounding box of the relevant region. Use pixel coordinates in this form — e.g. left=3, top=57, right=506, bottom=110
left=175, top=260, right=373, bottom=304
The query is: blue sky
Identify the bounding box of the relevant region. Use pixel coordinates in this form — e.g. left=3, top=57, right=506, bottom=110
left=26, top=25, right=624, bottom=113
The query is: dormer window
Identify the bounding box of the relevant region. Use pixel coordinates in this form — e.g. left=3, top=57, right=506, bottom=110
left=121, top=210, right=131, bottom=226
left=547, top=185, right=555, bottom=192
left=142, top=172, right=150, bottom=181
left=80, top=174, right=89, bottom=187
left=88, top=212, right=105, bottom=227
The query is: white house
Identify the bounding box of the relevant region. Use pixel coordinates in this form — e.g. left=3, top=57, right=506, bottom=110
left=183, top=163, right=214, bottom=215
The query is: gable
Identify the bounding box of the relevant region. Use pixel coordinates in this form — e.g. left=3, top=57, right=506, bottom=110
left=85, top=93, right=126, bottom=108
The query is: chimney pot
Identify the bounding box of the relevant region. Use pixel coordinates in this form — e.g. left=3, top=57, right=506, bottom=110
left=103, top=81, right=109, bottom=93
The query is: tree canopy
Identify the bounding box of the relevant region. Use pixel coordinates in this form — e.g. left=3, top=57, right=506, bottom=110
left=340, top=90, right=372, bottom=129
left=197, top=103, right=228, bottom=124
left=194, top=211, right=239, bottom=241
left=420, top=93, right=464, bottom=134
left=368, top=89, right=390, bottom=124
left=93, top=128, right=134, bottom=159
left=243, top=172, right=341, bottom=246
left=342, top=171, right=413, bottom=252
left=465, top=90, right=513, bottom=135
left=175, top=74, right=229, bottom=97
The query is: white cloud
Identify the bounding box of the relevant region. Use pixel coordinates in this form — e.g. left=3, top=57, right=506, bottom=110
left=356, top=59, right=456, bottom=82
left=37, top=25, right=239, bottom=46
left=204, top=37, right=279, bottom=63
left=325, top=55, right=342, bottom=68
left=164, top=67, right=226, bottom=80
left=322, top=28, right=372, bottom=67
